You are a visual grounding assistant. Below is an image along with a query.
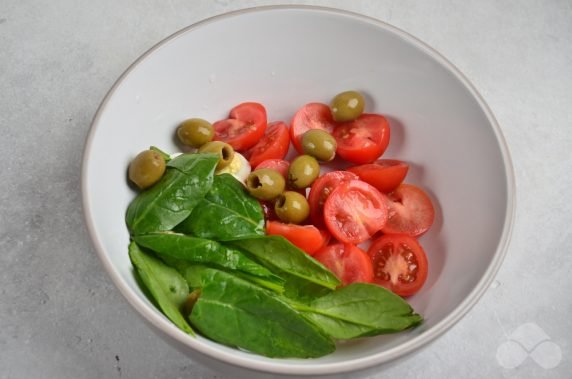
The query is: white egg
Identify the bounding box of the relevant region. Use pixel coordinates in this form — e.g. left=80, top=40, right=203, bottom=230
left=216, top=152, right=251, bottom=183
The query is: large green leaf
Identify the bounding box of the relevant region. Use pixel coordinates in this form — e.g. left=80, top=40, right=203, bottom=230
left=177, top=174, right=265, bottom=241
left=128, top=242, right=193, bottom=335
left=125, top=154, right=218, bottom=235
left=230, top=236, right=340, bottom=290
left=133, top=232, right=284, bottom=291
left=298, top=283, right=422, bottom=339
left=187, top=266, right=335, bottom=358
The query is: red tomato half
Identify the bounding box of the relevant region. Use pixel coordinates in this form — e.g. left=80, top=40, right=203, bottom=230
left=266, top=221, right=328, bottom=255
left=255, top=159, right=290, bottom=178
left=290, top=103, right=336, bottom=152
left=308, top=171, right=358, bottom=228
left=347, top=159, right=409, bottom=193
left=314, top=243, right=374, bottom=286
left=324, top=180, right=388, bottom=244
left=213, top=102, right=267, bottom=151
left=368, top=234, right=428, bottom=297
left=332, top=114, right=390, bottom=164
left=246, top=121, right=290, bottom=168
left=382, top=184, right=435, bottom=236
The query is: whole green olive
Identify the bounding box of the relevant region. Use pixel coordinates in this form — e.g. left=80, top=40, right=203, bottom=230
left=246, top=168, right=286, bottom=201
left=177, top=118, right=214, bottom=147
left=275, top=191, right=310, bottom=224
left=198, top=141, right=235, bottom=170
left=128, top=149, right=166, bottom=190
left=288, top=155, right=320, bottom=189
left=301, top=129, right=337, bottom=162
left=330, top=90, right=365, bottom=122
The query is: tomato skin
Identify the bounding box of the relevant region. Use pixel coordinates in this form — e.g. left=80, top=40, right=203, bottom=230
left=368, top=234, right=428, bottom=297
left=255, top=159, right=290, bottom=179
left=290, top=103, right=336, bottom=153
left=323, top=180, right=388, bottom=244
left=347, top=159, right=409, bottom=193
left=308, top=171, right=359, bottom=228
left=266, top=221, right=328, bottom=256
left=382, top=184, right=435, bottom=236
left=313, top=243, right=374, bottom=286
left=246, top=121, right=290, bottom=168
left=213, top=102, right=267, bottom=151
left=332, top=114, right=390, bottom=164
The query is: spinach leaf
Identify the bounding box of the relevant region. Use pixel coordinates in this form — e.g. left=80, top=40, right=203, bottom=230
left=296, top=283, right=422, bottom=340
left=126, top=153, right=218, bottom=235
left=133, top=232, right=284, bottom=291
left=281, top=273, right=333, bottom=304
left=186, top=266, right=335, bottom=358
left=128, top=242, right=194, bottom=335
left=229, top=236, right=340, bottom=290
left=177, top=174, right=265, bottom=240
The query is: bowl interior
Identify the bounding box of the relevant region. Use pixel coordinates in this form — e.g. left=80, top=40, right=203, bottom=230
left=82, top=7, right=512, bottom=375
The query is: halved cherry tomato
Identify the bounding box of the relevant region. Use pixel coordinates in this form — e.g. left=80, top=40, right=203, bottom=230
left=347, top=159, right=409, bottom=193
left=382, top=184, right=435, bottom=236
left=290, top=103, right=336, bottom=152
left=367, top=234, right=428, bottom=297
left=255, top=159, right=290, bottom=179
left=314, top=243, right=374, bottom=286
left=332, top=114, right=390, bottom=164
left=213, top=102, right=267, bottom=151
left=246, top=121, right=290, bottom=168
left=308, top=171, right=358, bottom=228
left=266, top=221, right=328, bottom=255
left=324, top=180, right=388, bottom=244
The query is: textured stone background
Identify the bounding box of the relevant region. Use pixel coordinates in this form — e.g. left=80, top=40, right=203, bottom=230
left=1, top=1, right=570, bottom=378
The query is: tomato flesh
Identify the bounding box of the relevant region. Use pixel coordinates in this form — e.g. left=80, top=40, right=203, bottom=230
left=332, top=114, right=390, bottom=164
left=314, top=243, right=374, bottom=286
left=246, top=121, right=290, bottom=168
left=266, top=221, right=328, bottom=256
left=290, top=103, right=336, bottom=153
left=308, top=171, right=358, bottom=228
left=368, top=234, right=428, bottom=296
left=213, top=102, right=267, bottom=151
left=383, top=184, right=435, bottom=236
left=347, top=159, right=409, bottom=193
left=323, top=180, right=388, bottom=244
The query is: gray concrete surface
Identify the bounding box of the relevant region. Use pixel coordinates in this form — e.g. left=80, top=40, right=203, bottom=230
left=1, top=0, right=571, bottom=378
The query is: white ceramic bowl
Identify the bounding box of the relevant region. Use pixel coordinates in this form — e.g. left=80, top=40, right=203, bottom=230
left=82, top=6, right=515, bottom=376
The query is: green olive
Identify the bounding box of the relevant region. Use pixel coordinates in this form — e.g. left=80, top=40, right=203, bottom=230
left=301, top=129, right=337, bottom=162
left=330, top=90, right=365, bottom=122
left=275, top=191, right=310, bottom=224
left=246, top=168, right=286, bottom=201
left=288, top=155, right=320, bottom=189
left=198, top=141, right=235, bottom=170
left=177, top=118, right=214, bottom=147
left=128, top=149, right=166, bottom=190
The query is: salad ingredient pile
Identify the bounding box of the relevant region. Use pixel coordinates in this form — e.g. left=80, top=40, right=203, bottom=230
left=125, top=90, right=435, bottom=358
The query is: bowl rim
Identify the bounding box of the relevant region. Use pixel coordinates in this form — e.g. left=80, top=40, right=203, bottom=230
left=81, top=4, right=516, bottom=376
